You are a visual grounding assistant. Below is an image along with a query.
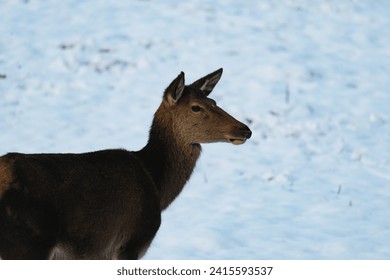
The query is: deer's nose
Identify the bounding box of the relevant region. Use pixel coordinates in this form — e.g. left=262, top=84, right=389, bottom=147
left=239, top=124, right=252, bottom=139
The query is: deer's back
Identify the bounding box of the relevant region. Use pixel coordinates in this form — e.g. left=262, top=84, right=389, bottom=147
left=4, top=149, right=157, bottom=203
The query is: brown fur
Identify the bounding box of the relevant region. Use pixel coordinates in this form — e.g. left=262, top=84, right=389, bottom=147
left=0, top=69, right=251, bottom=259
left=0, top=158, right=14, bottom=199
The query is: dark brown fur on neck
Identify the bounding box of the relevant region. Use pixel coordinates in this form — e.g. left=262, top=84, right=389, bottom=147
left=137, top=103, right=202, bottom=210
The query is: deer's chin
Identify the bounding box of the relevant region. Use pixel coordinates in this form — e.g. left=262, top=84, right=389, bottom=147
left=228, top=138, right=247, bottom=145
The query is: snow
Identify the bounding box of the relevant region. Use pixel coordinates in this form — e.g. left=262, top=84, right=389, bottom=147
left=1, top=0, right=389, bottom=259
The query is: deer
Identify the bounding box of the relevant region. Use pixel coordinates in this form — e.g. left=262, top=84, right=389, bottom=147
left=0, top=68, right=252, bottom=260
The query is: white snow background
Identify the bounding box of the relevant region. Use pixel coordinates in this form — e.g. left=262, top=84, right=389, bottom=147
left=0, top=0, right=389, bottom=259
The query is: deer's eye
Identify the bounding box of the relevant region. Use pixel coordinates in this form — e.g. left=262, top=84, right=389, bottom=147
left=191, top=106, right=201, bottom=112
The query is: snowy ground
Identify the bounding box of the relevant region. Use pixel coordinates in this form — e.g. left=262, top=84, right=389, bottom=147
left=1, top=0, right=389, bottom=259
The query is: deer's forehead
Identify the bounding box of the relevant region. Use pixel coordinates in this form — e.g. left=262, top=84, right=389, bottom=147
left=174, top=88, right=217, bottom=109
left=185, top=87, right=205, bottom=98
left=184, top=87, right=216, bottom=103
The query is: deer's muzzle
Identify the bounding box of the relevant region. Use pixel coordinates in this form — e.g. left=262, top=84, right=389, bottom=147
left=227, top=124, right=252, bottom=145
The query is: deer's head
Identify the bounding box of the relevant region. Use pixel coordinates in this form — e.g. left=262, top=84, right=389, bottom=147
left=159, top=68, right=252, bottom=146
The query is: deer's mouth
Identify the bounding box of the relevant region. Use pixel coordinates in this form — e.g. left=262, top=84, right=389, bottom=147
left=228, top=138, right=247, bottom=145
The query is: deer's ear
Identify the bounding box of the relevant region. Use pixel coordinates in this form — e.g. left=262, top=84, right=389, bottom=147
left=190, top=68, right=223, bottom=96
left=164, top=71, right=185, bottom=105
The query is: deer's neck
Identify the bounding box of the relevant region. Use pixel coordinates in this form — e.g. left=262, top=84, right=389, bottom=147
left=136, top=109, right=201, bottom=211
